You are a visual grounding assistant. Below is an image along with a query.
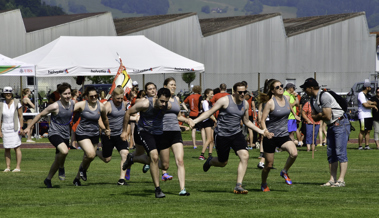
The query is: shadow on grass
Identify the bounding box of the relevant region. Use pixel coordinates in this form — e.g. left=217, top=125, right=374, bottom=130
left=121, top=189, right=154, bottom=197
left=292, top=182, right=322, bottom=185
left=248, top=188, right=288, bottom=192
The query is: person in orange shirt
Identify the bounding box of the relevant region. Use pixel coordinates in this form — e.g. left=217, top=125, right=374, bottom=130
left=210, top=83, right=230, bottom=119
left=182, top=85, right=203, bottom=149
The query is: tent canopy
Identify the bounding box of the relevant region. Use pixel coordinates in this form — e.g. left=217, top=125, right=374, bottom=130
left=0, top=54, right=35, bottom=76
left=15, top=36, right=204, bottom=77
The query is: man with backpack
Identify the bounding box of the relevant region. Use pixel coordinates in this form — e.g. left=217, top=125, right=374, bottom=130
left=300, top=78, right=349, bottom=187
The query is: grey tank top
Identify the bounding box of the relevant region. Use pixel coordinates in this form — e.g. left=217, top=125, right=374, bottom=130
left=76, top=101, right=101, bottom=137
left=163, top=97, right=180, bottom=131
left=215, top=95, right=245, bottom=137
left=137, top=97, right=164, bottom=135
left=106, top=101, right=126, bottom=136
left=49, top=100, right=75, bottom=139
left=266, top=97, right=290, bottom=137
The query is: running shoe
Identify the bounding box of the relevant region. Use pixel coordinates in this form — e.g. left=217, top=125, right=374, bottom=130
left=58, top=168, right=65, bottom=181
left=122, top=153, right=134, bottom=171
left=322, top=142, right=326, bottom=146
left=179, top=188, right=190, bottom=196
left=125, top=169, right=131, bottom=180
left=358, top=146, right=363, bottom=150
left=203, top=156, right=212, bottom=172
left=193, top=146, right=197, bottom=149
left=261, top=183, right=270, bottom=192
left=162, top=173, right=173, bottom=181
left=364, top=146, right=371, bottom=150
left=198, top=155, right=205, bottom=160
left=142, top=164, right=150, bottom=173
left=44, top=178, right=52, bottom=188
left=258, top=152, right=264, bottom=159
left=73, top=178, right=81, bottom=186
left=255, top=142, right=260, bottom=149
left=234, top=185, right=248, bottom=194
left=79, top=166, right=87, bottom=181
left=117, top=179, right=128, bottom=185
left=155, top=187, right=166, bottom=198
left=257, top=162, right=264, bottom=169
left=280, top=170, right=292, bottom=185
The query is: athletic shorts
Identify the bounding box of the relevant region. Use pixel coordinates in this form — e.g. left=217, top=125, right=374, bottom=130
left=249, top=116, right=254, bottom=123
left=190, top=116, right=203, bottom=130
left=76, top=134, right=99, bottom=145
left=359, top=118, right=373, bottom=131
left=288, top=119, right=297, bottom=132
left=214, top=131, right=247, bottom=163
left=101, top=135, right=129, bottom=158
left=48, top=135, right=69, bottom=154
left=263, top=136, right=292, bottom=153
left=160, top=131, right=183, bottom=150
left=202, top=119, right=214, bottom=128
left=134, top=130, right=163, bottom=154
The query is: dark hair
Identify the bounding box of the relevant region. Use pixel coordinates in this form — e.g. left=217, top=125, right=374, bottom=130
left=71, top=89, right=78, bottom=97
left=58, top=82, right=71, bottom=94
left=233, top=82, right=246, bottom=92
left=84, top=86, right=97, bottom=97
left=157, top=88, right=171, bottom=98
left=257, top=79, right=280, bottom=104
left=192, top=85, right=201, bottom=94
left=204, top=88, right=213, bottom=98
left=241, top=81, right=248, bottom=87
left=213, top=87, right=220, bottom=95
left=164, top=77, right=176, bottom=86
left=219, top=83, right=227, bottom=90
left=145, top=82, right=156, bottom=91
left=137, top=90, right=146, bottom=99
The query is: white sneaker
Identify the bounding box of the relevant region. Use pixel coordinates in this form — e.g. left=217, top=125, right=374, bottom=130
left=26, top=140, right=35, bottom=143
left=255, top=142, right=260, bottom=149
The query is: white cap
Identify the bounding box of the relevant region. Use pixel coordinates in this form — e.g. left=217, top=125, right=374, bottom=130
left=2, top=86, right=12, bottom=93
left=132, top=81, right=138, bottom=86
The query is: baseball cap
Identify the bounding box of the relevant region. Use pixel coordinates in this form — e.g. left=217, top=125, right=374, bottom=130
left=363, top=79, right=371, bottom=88
left=132, top=81, right=138, bottom=86
left=2, top=86, right=12, bottom=93
left=300, top=78, right=319, bottom=89
left=285, top=83, right=296, bottom=89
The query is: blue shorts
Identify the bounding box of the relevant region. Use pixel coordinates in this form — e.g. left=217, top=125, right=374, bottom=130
left=305, top=124, right=320, bottom=145
left=327, top=117, right=350, bottom=163
left=287, top=119, right=297, bottom=133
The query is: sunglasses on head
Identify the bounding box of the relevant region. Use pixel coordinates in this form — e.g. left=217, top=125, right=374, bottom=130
left=275, top=84, right=284, bottom=90
left=89, top=95, right=98, bottom=99
left=237, top=90, right=247, bottom=95
left=3, top=88, right=12, bottom=93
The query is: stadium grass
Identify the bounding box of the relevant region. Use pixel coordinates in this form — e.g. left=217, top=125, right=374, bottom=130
left=1, top=142, right=379, bottom=217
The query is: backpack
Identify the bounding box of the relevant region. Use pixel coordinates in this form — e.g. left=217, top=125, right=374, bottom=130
left=319, top=90, right=348, bottom=113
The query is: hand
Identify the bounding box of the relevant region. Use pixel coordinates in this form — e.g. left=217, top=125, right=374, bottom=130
left=0, top=131, right=3, bottom=138
left=263, top=129, right=274, bottom=139
left=24, top=128, right=30, bottom=136
left=307, top=120, right=312, bottom=124
left=374, top=106, right=378, bottom=111
left=18, top=129, right=24, bottom=136
left=120, top=131, right=128, bottom=141
left=105, top=129, right=111, bottom=139
left=188, top=118, right=195, bottom=129
left=295, top=115, right=301, bottom=122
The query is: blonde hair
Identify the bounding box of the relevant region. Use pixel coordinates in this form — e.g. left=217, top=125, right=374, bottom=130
left=112, top=87, right=124, bottom=96
left=22, top=88, right=30, bottom=95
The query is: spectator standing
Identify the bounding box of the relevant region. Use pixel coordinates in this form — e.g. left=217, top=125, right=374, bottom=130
left=369, top=87, right=379, bottom=149
left=283, top=83, right=301, bottom=141
left=302, top=100, right=321, bottom=152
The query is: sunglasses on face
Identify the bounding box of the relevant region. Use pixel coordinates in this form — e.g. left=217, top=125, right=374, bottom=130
left=275, top=84, right=284, bottom=90
left=89, top=95, right=98, bottom=99
left=237, top=91, right=247, bottom=95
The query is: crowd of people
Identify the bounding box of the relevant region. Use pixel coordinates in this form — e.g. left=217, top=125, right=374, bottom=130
left=0, top=76, right=367, bottom=197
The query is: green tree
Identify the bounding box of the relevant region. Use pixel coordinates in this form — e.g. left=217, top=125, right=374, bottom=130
left=87, top=76, right=115, bottom=84
left=182, top=73, right=196, bottom=91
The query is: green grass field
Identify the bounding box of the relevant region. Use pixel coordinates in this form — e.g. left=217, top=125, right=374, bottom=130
left=1, top=138, right=379, bottom=216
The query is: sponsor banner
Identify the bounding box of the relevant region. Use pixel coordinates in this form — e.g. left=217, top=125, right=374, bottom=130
left=90, top=69, right=112, bottom=74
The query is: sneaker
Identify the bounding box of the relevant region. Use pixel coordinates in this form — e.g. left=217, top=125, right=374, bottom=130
left=155, top=188, right=166, bottom=198
left=44, top=178, right=52, bottom=188
left=234, top=185, right=248, bottom=194
left=257, top=162, right=264, bottom=169
left=79, top=167, right=87, bottom=181
left=258, top=152, right=264, bottom=159
left=125, top=169, right=131, bottom=180
left=73, top=178, right=81, bottom=186
left=162, top=173, right=173, bottom=181
left=275, top=148, right=281, bottom=153
left=317, top=144, right=323, bottom=147
left=280, top=170, right=292, bottom=185
left=117, top=179, right=128, bottom=185
left=255, top=141, right=260, bottom=149
left=331, top=180, right=345, bottom=187
left=322, top=143, right=326, bottom=146
left=203, top=156, right=212, bottom=172
left=198, top=155, right=205, bottom=160
left=142, top=164, right=150, bottom=173
left=358, top=146, right=363, bottom=150
left=193, top=146, right=197, bottom=149
left=179, top=188, right=190, bottom=196
left=58, top=168, right=65, bottom=181
left=364, top=146, right=371, bottom=150
left=122, top=153, right=134, bottom=171
left=26, top=139, right=35, bottom=143
left=261, top=183, right=270, bottom=192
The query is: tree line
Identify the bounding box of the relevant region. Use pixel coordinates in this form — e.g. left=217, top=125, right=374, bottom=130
left=101, top=0, right=169, bottom=15
left=0, top=0, right=65, bottom=17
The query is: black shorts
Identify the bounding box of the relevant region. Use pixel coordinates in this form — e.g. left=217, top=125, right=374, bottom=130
left=202, top=119, right=214, bottom=128
left=48, top=135, right=69, bottom=154
left=134, top=130, right=163, bottom=154
left=101, top=135, right=129, bottom=158
left=190, top=116, right=203, bottom=130
left=359, top=117, right=373, bottom=131
left=160, top=131, right=183, bottom=150
left=249, top=116, right=254, bottom=122
left=214, top=131, right=247, bottom=163
left=263, top=136, right=292, bottom=153
left=76, top=134, right=99, bottom=145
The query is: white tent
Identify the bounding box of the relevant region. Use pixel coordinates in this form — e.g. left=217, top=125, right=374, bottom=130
left=0, top=54, right=35, bottom=76
left=15, top=35, right=205, bottom=77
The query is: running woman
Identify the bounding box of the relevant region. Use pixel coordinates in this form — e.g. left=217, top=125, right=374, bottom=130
left=72, top=86, right=110, bottom=186
left=24, top=83, right=74, bottom=188
left=96, top=87, right=130, bottom=185
left=258, top=79, right=298, bottom=192
left=189, top=82, right=273, bottom=194
left=198, top=88, right=216, bottom=160
left=121, top=88, right=171, bottom=198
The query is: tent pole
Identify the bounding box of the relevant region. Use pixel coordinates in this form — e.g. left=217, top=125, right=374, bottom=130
left=199, top=72, right=202, bottom=90
left=258, top=72, right=260, bottom=93
left=34, top=74, right=39, bottom=139
left=143, top=74, right=145, bottom=88
left=19, top=76, right=22, bottom=98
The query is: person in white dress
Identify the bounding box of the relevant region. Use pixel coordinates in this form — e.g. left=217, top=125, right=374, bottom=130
left=0, top=87, right=24, bottom=172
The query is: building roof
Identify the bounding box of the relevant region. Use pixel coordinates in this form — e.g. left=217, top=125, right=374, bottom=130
left=23, top=12, right=106, bottom=32
left=199, top=13, right=280, bottom=37
left=114, top=12, right=196, bottom=35
left=283, top=12, right=365, bottom=37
